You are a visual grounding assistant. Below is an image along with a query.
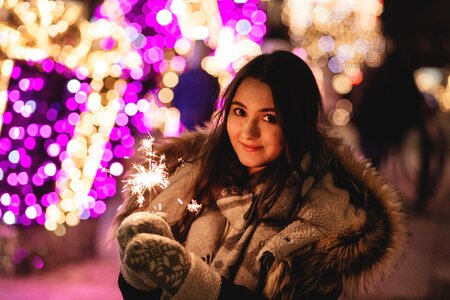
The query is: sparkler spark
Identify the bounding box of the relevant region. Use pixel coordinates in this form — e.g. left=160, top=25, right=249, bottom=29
left=187, top=200, right=202, bottom=213
left=123, top=137, right=169, bottom=207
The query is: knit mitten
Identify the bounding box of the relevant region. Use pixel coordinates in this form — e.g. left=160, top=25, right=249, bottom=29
left=117, top=211, right=174, bottom=258
left=124, top=233, right=222, bottom=300
left=117, top=211, right=174, bottom=291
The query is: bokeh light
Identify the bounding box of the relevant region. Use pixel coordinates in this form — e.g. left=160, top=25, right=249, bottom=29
left=0, top=0, right=268, bottom=237
left=282, top=0, right=385, bottom=125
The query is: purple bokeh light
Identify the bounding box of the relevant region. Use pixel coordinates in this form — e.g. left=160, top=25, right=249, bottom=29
left=1, top=0, right=268, bottom=229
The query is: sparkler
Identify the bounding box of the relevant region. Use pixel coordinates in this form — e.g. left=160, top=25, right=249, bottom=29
left=187, top=200, right=202, bottom=213
left=123, top=137, right=169, bottom=207
left=177, top=198, right=202, bottom=213
left=122, top=137, right=202, bottom=213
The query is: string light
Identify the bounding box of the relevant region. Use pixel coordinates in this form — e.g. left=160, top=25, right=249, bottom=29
left=0, top=0, right=267, bottom=237
left=0, top=0, right=138, bottom=232
left=414, top=68, right=450, bottom=112
left=282, top=0, right=385, bottom=125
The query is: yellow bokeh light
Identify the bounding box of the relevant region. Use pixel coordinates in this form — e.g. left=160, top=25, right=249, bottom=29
left=54, top=224, right=66, bottom=236
left=191, top=11, right=207, bottom=25
left=1, top=59, right=13, bottom=77
left=156, top=106, right=169, bottom=122
left=110, top=64, right=122, bottom=77
left=90, top=133, right=104, bottom=145
left=83, top=161, right=100, bottom=178
left=332, top=74, right=353, bottom=94
left=335, top=99, right=353, bottom=113
left=170, top=0, right=187, bottom=15
left=218, top=72, right=233, bottom=89
left=414, top=68, right=442, bottom=92
left=56, top=20, right=69, bottom=32
left=88, top=144, right=104, bottom=158
left=125, top=51, right=142, bottom=69
left=68, top=168, right=82, bottom=180
left=90, top=80, right=104, bottom=91
left=282, top=0, right=386, bottom=105
left=332, top=108, right=350, bottom=126
left=87, top=92, right=102, bottom=111
left=174, top=38, right=192, bottom=55
left=66, top=139, right=81, bottom=154
left=158, top=88, right=174, bottom=103
left=81, top=112, right=95, bottom=124
left=61, top=198, right=75, bottom=212
left=106, top=89, right=119, bottom=101
left=114, top=79, right=128, bottom=94
left=7, top=0, right=19, bottom=8
left=162, top=71, right=179, bottom=87
left=44, top=220, right=57, bottom=231
left=0, top=0, right=269, bottom=232
left=61, top=188, right=74, bottom=200
left=65, top=212, right=80, bottom=227
left=77, top=122, right=94, bottom=136
left=46, top=204, right=61, bottom=221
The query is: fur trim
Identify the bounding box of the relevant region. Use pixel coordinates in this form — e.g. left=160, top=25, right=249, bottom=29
left=264, top=246, right=343, bottom=299
left=261, top=131, right=408, bottom=299
left=320, top=132, right=408, bottom=297
left=264, top=259, right=292, bottom=299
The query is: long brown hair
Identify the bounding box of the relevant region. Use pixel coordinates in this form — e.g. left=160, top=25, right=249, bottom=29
left=172, top=50, right=326, bottom=242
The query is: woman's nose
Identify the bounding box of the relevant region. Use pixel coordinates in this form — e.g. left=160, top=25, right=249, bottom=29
left=243, top=118, right=260, bottom=138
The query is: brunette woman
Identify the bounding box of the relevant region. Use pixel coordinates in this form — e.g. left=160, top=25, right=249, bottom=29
left=112, top=50, right=407, bottom=300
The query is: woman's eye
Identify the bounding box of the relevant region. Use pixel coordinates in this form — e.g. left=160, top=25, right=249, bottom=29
left=233, top=108, right=246, bottom=116
left=263, top=114, right=277, bottom=123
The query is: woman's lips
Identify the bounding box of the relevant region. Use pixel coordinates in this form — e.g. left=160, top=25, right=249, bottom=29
left=240, top=142, right=262, bottom=152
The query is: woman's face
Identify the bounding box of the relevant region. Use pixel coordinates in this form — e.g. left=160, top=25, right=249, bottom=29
left=226, top=77, right=284, bottom=174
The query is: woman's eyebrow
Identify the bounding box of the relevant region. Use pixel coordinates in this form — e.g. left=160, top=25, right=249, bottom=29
left=230, top=100, right=246, bottom=108
left=231, top=101, right=275, bottom=112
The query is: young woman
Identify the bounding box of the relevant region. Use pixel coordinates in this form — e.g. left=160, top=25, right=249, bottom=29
left=111, top=50, right=407, bottom=300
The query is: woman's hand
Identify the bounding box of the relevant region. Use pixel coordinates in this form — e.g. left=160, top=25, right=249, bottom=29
left=123, top=233, right=222, bottom=300
left=117, top=211, right=174, bottom=259
left=117, top=211, right=174, bottom=291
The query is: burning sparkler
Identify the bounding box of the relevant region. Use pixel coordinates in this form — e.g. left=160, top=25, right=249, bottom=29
left=123, top=137, right=169, bottom=207
left=177, top=198, right=202, bottom=213
left=120, top=136, right=202, bottom=213
left=187, top=200, right=202, bottom=213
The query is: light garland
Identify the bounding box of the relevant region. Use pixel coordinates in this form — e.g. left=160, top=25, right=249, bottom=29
left=0, top=0, right=268, bottom=239
left=0, top=0, right=140, bottom=234
left=282, top=0, right=385, bottom=125
left=414, top=68, right=450, bottom=112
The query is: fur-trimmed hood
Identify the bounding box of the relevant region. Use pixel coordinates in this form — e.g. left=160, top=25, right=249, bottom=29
left=260, top=129, right=408, bottom=299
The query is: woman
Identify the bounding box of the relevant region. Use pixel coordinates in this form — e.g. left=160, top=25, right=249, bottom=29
left=111, top=50, right=407, bottom=299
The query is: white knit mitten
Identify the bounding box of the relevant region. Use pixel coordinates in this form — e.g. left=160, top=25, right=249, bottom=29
left=117, top=211, right=174, bottom=257
left=123, top=233, right=222, bottom=300
left=117, top=211, right=174, bottom=291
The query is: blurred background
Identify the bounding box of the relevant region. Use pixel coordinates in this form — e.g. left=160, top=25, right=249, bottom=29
left=0, top=0, right=449, bottom=299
